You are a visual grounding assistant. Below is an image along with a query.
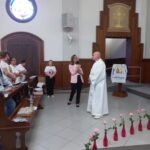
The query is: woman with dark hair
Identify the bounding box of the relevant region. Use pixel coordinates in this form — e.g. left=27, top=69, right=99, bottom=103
left=68, top=55, right=84, bottom=107
left=44, top=60, right=57, bottom=98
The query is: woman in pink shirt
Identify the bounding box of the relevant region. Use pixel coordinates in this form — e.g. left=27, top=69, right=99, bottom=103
left=68, top=55, right=84, bottom=107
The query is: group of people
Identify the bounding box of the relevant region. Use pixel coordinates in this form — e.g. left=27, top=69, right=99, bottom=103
left=0, top=51, right=27, bottom=116
left=1, top=50, right=109, bottom=119
left=0, top=51, right=27, bottom=84
left=44, top=51, right=109, bottom=119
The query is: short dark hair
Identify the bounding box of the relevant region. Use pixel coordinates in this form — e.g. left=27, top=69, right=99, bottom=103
left=0, top=51, right=9, bottom=58
left=10, top=57, right=16, bottom=62
left=48, top=60, right=53, bottom=65
left=21, top=60, right=26, bottom=63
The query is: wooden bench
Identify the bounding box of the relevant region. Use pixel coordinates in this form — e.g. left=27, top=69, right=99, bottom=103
left=0, top=77, right=43, bottom=150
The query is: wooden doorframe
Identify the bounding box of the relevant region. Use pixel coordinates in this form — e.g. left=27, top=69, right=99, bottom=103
left=92, top=0, right=143, bottom=82
left=1, top=32, right=44, bottom=75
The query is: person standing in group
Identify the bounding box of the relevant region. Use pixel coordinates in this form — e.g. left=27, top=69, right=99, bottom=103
left=16, top=60, right=27, bottom=82
left=0, top=67, right=16, bottom=116
left=9, top=57, right=22, bottom=83
left=44, top=60, right=57, bottom=98
left=67, top=55, right=84, bottom=107
left=0, top=51, right=16, bottom=83
left=87, top=51, right=109, bottom=119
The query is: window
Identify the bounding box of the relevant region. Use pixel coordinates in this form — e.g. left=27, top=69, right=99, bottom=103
left=6, top=0, right=37, bottom=23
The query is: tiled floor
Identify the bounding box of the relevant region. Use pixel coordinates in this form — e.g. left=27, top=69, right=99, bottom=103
left=128, top=84, right=150, bottom=95
left=26, top=91, right=150, bottom=150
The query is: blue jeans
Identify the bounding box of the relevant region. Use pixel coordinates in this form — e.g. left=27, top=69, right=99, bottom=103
left=5, top=98, right=16, bottom=117
left=0, top=144, right=2, bottom=150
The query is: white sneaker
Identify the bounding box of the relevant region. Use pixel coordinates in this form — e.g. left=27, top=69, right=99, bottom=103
left=94, top=115, right=102, bottom=119
left=86, top=110, right=91, bottom=113
left=51, top=95, right=55, bottom=98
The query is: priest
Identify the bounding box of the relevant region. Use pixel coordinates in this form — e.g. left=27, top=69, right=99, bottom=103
left=87, top=51, right=109, bottom=119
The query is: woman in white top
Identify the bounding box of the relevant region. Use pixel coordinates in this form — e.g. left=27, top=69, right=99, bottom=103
left=44, top=60, right=57, bottom=97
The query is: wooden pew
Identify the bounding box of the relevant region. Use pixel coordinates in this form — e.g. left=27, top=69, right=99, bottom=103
left=0, top=77, right=43, bottom=150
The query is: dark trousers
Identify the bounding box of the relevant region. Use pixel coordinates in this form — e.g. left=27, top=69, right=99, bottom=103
left=5, top=98, right=16, bottom=117
left=46, top=76, right=55, bottom=96
left=69, top=75, right=83, bottom=104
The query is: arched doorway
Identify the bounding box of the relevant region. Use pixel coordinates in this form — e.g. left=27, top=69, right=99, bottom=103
left=1, top=32, right=44, bottom=76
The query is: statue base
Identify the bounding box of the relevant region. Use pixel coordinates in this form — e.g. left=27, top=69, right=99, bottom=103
left=112, top=83, right=128, bottom=97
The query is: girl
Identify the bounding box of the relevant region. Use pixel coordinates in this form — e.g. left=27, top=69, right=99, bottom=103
left=44, top=60, right=57, bottom=98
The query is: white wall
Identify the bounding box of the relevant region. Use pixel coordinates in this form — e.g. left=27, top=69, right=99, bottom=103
left=136, top=0, right=148, bottom=58
left=62, top=0, right=79, bottom=60
left=79, top=0, right=103, bottom=59
left=145, top=0, right=150, bottom=58
left=0, top=0, right=63, bottom=61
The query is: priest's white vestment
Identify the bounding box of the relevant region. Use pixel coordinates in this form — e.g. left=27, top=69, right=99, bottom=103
left=87, top=59, right=109, bottom=117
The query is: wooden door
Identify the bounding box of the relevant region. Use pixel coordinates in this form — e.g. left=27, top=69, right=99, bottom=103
left=1, top=32, right=44, bottom=76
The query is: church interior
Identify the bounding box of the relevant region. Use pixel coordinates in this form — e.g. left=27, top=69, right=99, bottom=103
left=0, top=0, right=150, bottom=150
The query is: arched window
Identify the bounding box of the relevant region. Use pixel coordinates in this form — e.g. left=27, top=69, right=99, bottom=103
left=6, top=0, right=37, bottom=23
